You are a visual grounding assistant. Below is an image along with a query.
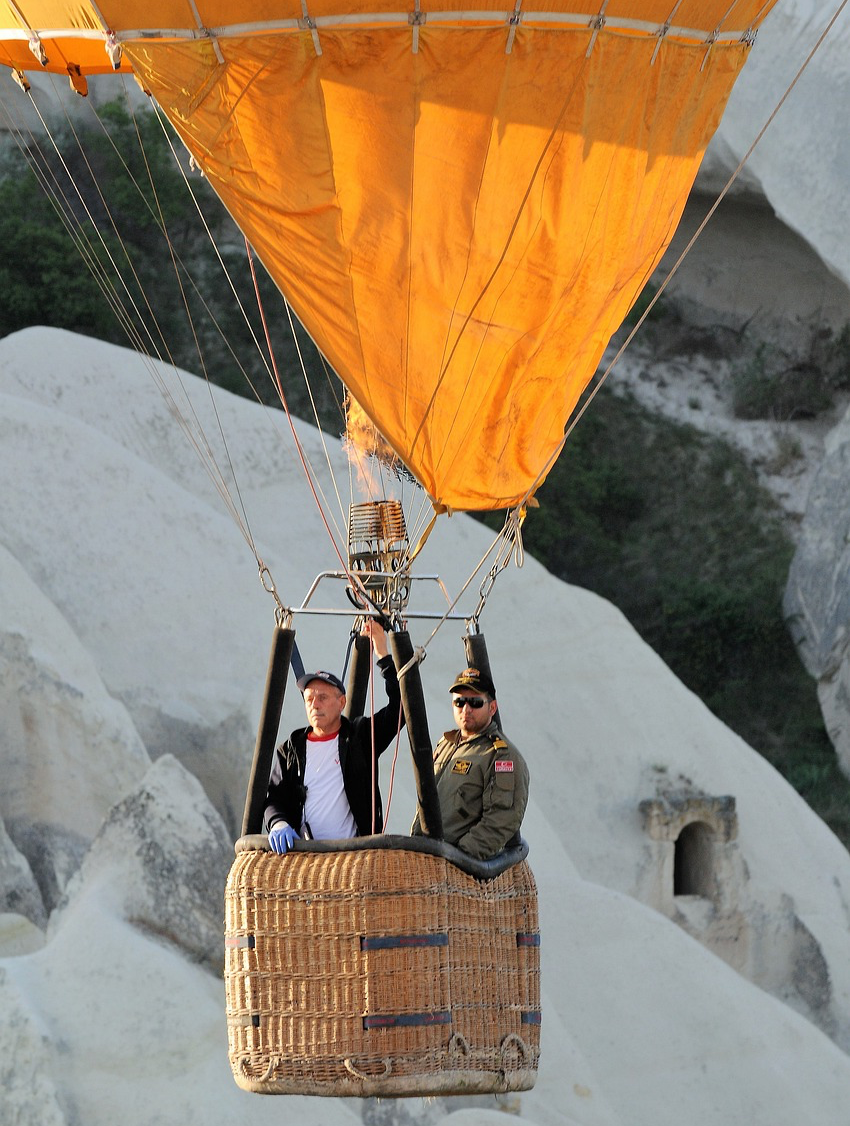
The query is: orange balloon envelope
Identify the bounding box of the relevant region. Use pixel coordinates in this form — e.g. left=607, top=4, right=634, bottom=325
left=0, top=1, right=779, bottom=509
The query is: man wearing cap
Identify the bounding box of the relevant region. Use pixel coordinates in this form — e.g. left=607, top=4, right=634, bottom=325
left=411, top=667, right=529, bottom=860
left=264, top=621, right=403, bottom=854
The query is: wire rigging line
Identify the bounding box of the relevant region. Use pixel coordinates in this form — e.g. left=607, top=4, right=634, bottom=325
left=89, top=85, right=303, bottom=463
left=2, top=78, right=367, bottom=606
left=0, top=100, right=145, bottom=355
left=511, top=0, right=850, bottom=518
left=122, top=94, right=262, bottom=561
left=146, top=88, right=349, bottom=516
left=48, top=86, right=265, bottom=556
left=142, top=95, right=360, bottom=561
left=243, top=243, right=379, bottom=609
left=8, top=0, right=823, bottom=643
left=144, top=97, right=281, bottom=399
left=141, top=93, right=378, bottom=592
left=398, top=510, right=524, bottom=661
left=27, top=85, right=180, bottom=367
left=2, top=103, right=157, bottom=362
left=11, top=89, right=269, bottom=570
left=1, top=70, right=497, bottom=641
left=279, top=291, right=349, bottom=539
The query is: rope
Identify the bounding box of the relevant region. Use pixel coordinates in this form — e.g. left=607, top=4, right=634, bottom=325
left=369, top=646, right=377, bottom=833
left=395, top=646, right=427, bottom=681
left=471, top=509, right=526, bottom=627
left=0, top=81, right=286, bottom=593
left=407, top=51, right=588, bottom=466
left=0, top=66, right=530, bottom=644
left=244, top=243, right=357, bottom=580
left=279, top=294, right=348, bottom=534
left=3, top=77, right=380, bottom=619
left=10, top=4, right=832, bottom=643
left=381, top=705, right=404, bottom=829
left=514, top=0, right=850, bottom=512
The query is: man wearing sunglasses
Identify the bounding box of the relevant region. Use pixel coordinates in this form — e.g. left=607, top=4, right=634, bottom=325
left=411, top=667, right=529, bottom=859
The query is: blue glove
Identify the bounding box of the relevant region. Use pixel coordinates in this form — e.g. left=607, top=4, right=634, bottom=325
left=268, top=823, right=299, bottom=854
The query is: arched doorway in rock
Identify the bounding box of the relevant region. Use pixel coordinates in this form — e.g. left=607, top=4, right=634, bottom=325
left=673, top=819, right=715, bottom=899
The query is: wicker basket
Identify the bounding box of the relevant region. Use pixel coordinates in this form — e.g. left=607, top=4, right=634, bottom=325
left=224, top=836, right=540, bottom=1096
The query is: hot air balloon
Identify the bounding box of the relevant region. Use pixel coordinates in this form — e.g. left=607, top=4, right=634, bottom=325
left=0, top=0, right=781, bottom=1098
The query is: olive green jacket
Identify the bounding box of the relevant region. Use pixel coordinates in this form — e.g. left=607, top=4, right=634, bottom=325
left=411, top=721, right=529, bottom=859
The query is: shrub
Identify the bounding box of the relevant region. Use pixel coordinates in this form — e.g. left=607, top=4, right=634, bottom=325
left=492, top=384, right=850, bottom=847
left=731, top=324, right=850, bottom=421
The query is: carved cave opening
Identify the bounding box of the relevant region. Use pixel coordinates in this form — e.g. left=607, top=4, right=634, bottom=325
left=673, top=820, right=715, bottom=898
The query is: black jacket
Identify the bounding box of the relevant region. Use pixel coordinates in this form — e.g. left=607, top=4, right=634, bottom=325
left=264, top=655, right=404, bottom=837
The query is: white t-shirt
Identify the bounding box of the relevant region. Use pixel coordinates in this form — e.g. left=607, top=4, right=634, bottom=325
left=302, top=731, right=358, bottom=840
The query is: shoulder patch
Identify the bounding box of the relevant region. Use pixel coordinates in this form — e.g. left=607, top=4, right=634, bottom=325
left=491, top=737, right=509, bottom=750
left=451, top=760, right=472, bottom=774
left=494, top=760, right=514, bottom=773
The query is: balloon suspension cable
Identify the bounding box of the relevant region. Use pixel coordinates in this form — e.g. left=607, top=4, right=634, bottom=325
left=5, top=82, right=267, bottom=557
left=149, top=97, right=362, bottom=575
left=6, top=72, right=370, bottom=620
left=46, top=83, right=289, bottom=566
left=279, top=293, right=348, bottom=529
left=122, top=96, right=263, bottom=565
left=258, top=560, right=293, bottom=628
left=147, top=106, right=360, bottom=596
left=512, top=0, right=849, bottom=508
left=0, top=79, right=294, bottom=589
left=395, top=644, right=428, bottom=682
left=8, top=84, right=194, bottom=385
left=470, top=507, right=526, bottom=630
left=84, top=90, right=372, bottom=601
left=409, top=507, right=526, bottom=657
left=147, top=100, right=295, bottom=411
left=243, top=241, right=376, bottom=612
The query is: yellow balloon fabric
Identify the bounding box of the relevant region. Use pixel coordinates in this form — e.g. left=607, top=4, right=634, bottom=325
left=0, top=3, right=779, bottom=509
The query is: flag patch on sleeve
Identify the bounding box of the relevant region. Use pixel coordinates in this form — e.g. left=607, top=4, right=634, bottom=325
left=494, top=760, right=513, bottom=773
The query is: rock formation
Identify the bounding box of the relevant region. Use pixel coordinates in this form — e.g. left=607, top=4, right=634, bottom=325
left=1, top=328, right=850, bottom=1126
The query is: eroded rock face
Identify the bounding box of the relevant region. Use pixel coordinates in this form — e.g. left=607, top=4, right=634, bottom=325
left=52, top=754, right=234, bottom=973
left=704, top=2, right=850, bottom=296
left=784, top=412, right=850, bottom=776
left=0, top=817, right=45, bottom=929
left=0, top=545, right=151, bottom=913
left=0, top=967, right=67, bottom=1126
left=0, top=346, right=271, bottom=834
left=636, top=787, right=849, bottom=1049
left=124, top=702, right=254, bottom=841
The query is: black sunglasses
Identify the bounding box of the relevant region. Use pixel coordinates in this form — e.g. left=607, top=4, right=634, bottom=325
left=452, top=696, right=487, bottom=710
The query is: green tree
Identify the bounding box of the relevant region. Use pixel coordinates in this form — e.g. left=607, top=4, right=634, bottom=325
left=481, top=384, right=850, bottom=845
left=0, top=99, right=340, bottom=427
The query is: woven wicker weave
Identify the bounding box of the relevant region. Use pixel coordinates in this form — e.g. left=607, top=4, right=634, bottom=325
left=225, top=838, right=540, bottom=1096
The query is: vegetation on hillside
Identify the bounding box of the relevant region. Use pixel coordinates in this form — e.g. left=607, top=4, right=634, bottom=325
left=478, top=385, right=850, bottom=845
left=3, top=99, right=849, bottom=847
left=0, top=100, right=337, bottom=423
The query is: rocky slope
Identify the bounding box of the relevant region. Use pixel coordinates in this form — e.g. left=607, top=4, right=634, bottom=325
left=2, top=328, right=850, bottom=1126
left=2, top=6, right=850, bottom=1123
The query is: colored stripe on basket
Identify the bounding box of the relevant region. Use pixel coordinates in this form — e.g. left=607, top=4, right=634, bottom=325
left=360, top=933, right=449, bottom=950
left=228, top=1013, right=261, bottom=1028
left=225, top=934, right=256, bottom=949
left=521, top=1011, right=542, bottom=1025
left=363, top=1011, right=451, bottom=1029
left=516, top=933, right=540, bottom=946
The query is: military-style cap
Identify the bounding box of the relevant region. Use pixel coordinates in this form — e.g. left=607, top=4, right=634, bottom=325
left=449, top=667, right=496, bottom=697
left=297, top=670, right=346, bottom=694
